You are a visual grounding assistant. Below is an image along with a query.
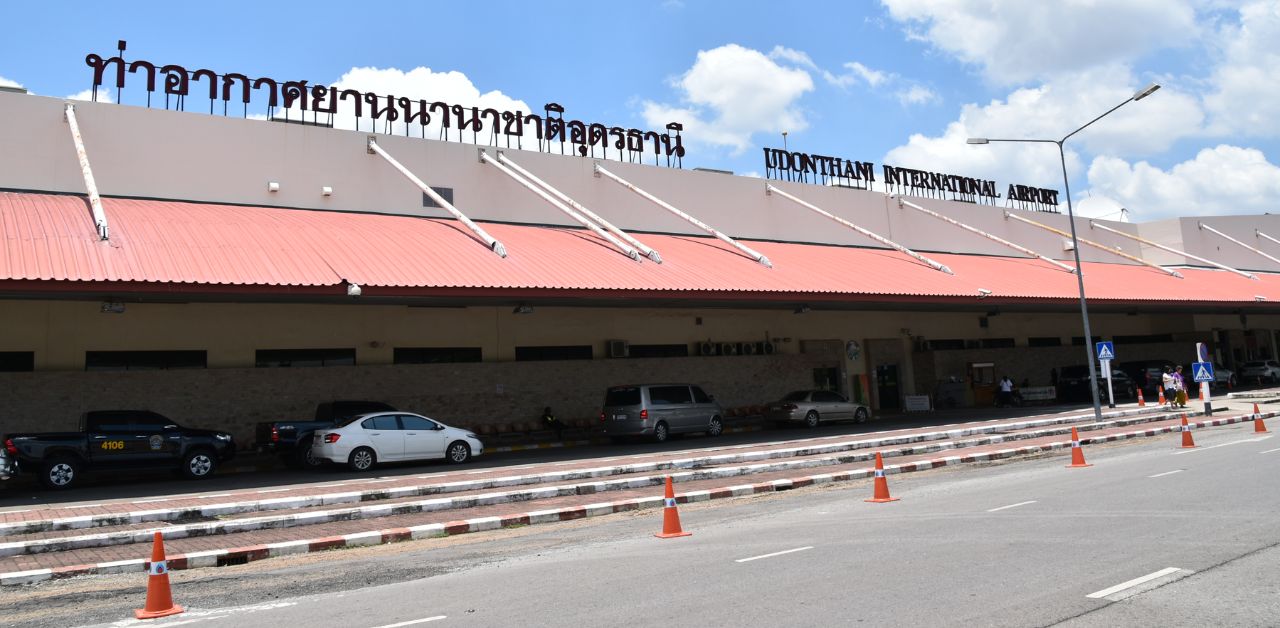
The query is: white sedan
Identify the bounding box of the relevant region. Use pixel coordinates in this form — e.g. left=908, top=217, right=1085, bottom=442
left=312, top=412, right=483, bottom=471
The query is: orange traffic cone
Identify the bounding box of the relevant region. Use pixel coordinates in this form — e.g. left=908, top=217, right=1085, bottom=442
left=1179, top=414, right=1197, bottom=449
left=865, top=452, right=900, bottom=503
left=1254, top=403, right=1270, bottom=434
left=1157, top=388, right=1166, bottom=406
left=1067, top=427, right=1092, bottom=468
left=655, top=476, right=691, bottom=538
left=135, top=532, right=184, bottom=619
left=1136, top=389, right=1146, bottom=407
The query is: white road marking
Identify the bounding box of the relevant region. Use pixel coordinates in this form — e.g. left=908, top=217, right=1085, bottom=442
left=735, top=546, right=814, bottom=563
left=1261, top=447, right=1280, bottom=454
left=108, top=601, right=297, bottom=626
left=1087, top=567, right=1184, bottom=599
left=256, top=488, right=292, bottom=494
left=987, top=500, right=1037, bottom=512
left=1174, top=435, right=1272, bottom=455
left=371, top=616, right=447, bottom=628
left=1148, top=470, right=1184, bottom=478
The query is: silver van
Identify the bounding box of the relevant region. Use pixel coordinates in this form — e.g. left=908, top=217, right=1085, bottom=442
left=601, top=384, right=724, bottom=443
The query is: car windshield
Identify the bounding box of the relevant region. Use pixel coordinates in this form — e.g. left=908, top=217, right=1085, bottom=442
left=605, top=387, right=641, bottom=406
left=781, top=391, right=810, bottom=402
left=336, top=412, right=378, bottom=428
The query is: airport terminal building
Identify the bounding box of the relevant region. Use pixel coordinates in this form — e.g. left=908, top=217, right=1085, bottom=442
left=4, top=45, right=1280, bottom=444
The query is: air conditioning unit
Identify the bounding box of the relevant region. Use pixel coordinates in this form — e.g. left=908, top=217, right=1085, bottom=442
left=607, top=339, right=629, bottom=358
left=720, top=342, right=739, bottom=356
left=698, top=341, right=718, bottom=356
left=741, top=342, right=761, bottom=356
left=761, top=341, right=776, bottom=355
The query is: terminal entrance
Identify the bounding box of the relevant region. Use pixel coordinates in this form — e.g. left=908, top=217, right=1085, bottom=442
left=876, top=364, right=900, bottom=410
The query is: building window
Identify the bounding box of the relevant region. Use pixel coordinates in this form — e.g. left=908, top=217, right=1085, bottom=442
left=1028, top=337, right=1063, bottom=347
left=256, top=348, right=356, bottom=367
left=422, top=187, right=454, bottom=208
left=394, top=347, right=482, bottom=364
left=979, top=338, right=1016, bottom=349
left=514, top=345, right=593, bottom=361
left=85, top=350, right=207, bottom=371
left=0, top=351, right=35, bottom=372
left=627, top=344, right=691, bottom=358
left=1071, top=336, right=1103, bottom=346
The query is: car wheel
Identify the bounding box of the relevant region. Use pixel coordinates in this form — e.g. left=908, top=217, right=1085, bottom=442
left=804, top=410, right=820, bottom=428
left=653, top=421, right=669, bottom=443
left=707, top=416, right=724, bottom=437
left=446, top=441, right=471, bottom=464
left=854, top=407, right=869, bottom=424
left=291, top=441, right=323, bottom=469
left=40, top=456, right=80, bottom=490
left=348, top=446, right=376, bottom=472
left=181, top=449, right=218, bottom=480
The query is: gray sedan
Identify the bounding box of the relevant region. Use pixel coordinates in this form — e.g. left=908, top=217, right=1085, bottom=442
left=766, top=390, right=870, bottom=428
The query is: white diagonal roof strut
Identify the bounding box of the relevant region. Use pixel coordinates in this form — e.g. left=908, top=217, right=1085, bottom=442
left=1003, top=212, right=1183, bottom=278
left=594, top=163, right=773, bottom=268
left=63, top=103, right=109, bottom=240
left=1256, top=230, right=1280, bottom=251
left=894, top=196, right=1074, bottom=273
left=1089, top=220, right=1256, bottom=280
left=367, top=137, right=507, bottom=258
left=479, top=150, right=639, bottom=262
left=1198, top=223, right=1280, bottom=269
left=766, top=184, right=953, bottom=274
left=496, top=152, right=661, bottom=263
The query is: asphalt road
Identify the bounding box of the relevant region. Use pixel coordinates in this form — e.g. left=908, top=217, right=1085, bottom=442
left=6, top=412, right=1270, bottom=627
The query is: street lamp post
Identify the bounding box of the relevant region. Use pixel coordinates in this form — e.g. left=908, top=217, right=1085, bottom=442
left=968, top=83, right=1160, bottom=421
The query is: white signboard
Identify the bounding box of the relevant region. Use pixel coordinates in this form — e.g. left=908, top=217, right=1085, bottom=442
left=904, top=395, right=932, bottom=412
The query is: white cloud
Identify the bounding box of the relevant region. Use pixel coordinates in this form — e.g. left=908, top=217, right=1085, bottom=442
left=0, top=75, right=21, bottom=89
left=896, top=85, right=938, bottom=106
left=1085, top=145, right=1280, bottom=219
left=768, top=46, right=818, bottom=70
left=642, top=44, right=814, bottom=154
left=881, top=0, right=1200, bottom=84
left=825, top=61, right=888, bottom=88
left=1204, top=1, right=1280, bottom=136
left=882, top=67, right=1204, bottom=188
left=65, top=88, right=110, bottom=103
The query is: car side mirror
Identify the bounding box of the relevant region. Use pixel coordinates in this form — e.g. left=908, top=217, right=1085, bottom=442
left=435, top=424, right=446, bottom=431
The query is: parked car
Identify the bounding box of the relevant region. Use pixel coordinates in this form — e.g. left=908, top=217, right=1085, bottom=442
left=257, top=400, right=397, bottom=468
left=312, top=412, right=482, bottom=471
left=4, top=411, right=235, bottom=489
left=1239, top=360, right=1280, bottom=384
left=1212, top=364, right=1236, bottom=390
left=601, top=384, right=724, bottom=443
left=1115, top=359, right=1177, bottom=398
left=1058, top=365, right=1137, bottom=402
left=766, top=390, right=869, bottom=427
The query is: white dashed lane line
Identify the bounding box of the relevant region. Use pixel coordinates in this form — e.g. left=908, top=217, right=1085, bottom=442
left=986, top=500, right=1037, bottom=512
left=1086, top=567, right=1186, bottom=599
left=370, top=616, right=447, bottom=628
left=1148, top=470, right=1184, bottom=478
left=735, top=546, right=814, bottom=563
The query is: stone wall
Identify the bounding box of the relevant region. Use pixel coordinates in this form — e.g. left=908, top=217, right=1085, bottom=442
left=0, top=354, right=831, bottom=448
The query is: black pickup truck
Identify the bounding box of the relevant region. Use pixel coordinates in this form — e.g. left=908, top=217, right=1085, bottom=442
left=256, top=400, right=396, bottom=468
left=4, top=410, right=236, bottom=489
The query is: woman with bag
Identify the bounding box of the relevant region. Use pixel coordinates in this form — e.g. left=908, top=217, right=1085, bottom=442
left=1173, top=365, right=1188, bottom=408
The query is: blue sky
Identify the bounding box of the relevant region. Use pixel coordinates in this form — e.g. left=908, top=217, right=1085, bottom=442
left=2, top=1, right=1277, bottom=220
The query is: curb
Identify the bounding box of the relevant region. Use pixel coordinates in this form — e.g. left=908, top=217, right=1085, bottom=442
left=1, top=410, right=1264, bottom=586
left=0, top=404, right=1180, bottom=538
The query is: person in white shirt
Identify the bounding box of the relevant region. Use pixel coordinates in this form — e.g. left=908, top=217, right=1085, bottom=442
left=998, top=375, right=1015, bottom=407
left=1161, top=367, right=1176, bottom=407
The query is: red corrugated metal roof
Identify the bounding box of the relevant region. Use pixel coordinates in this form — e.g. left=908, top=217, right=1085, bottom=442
left=2, top=191, right=1277, bottom=304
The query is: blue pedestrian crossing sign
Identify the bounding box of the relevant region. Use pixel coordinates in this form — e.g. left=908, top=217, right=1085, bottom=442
left=1192, top=362, right=1215, bottom=383
left=1095, top=341, right=1115, bottom=361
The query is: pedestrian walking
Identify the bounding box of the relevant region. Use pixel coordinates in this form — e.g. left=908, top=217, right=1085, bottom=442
left=1173, top=365, right=1188, bottom=408
left=998, top=375, right=1015, bottom=408
left=1162, top=366, right=1176, bottom=408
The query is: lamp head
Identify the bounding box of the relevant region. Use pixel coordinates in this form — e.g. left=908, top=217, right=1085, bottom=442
left=966, top=138, right=990, bottom=145
left=1133, top=83, right=1160, bottom=101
